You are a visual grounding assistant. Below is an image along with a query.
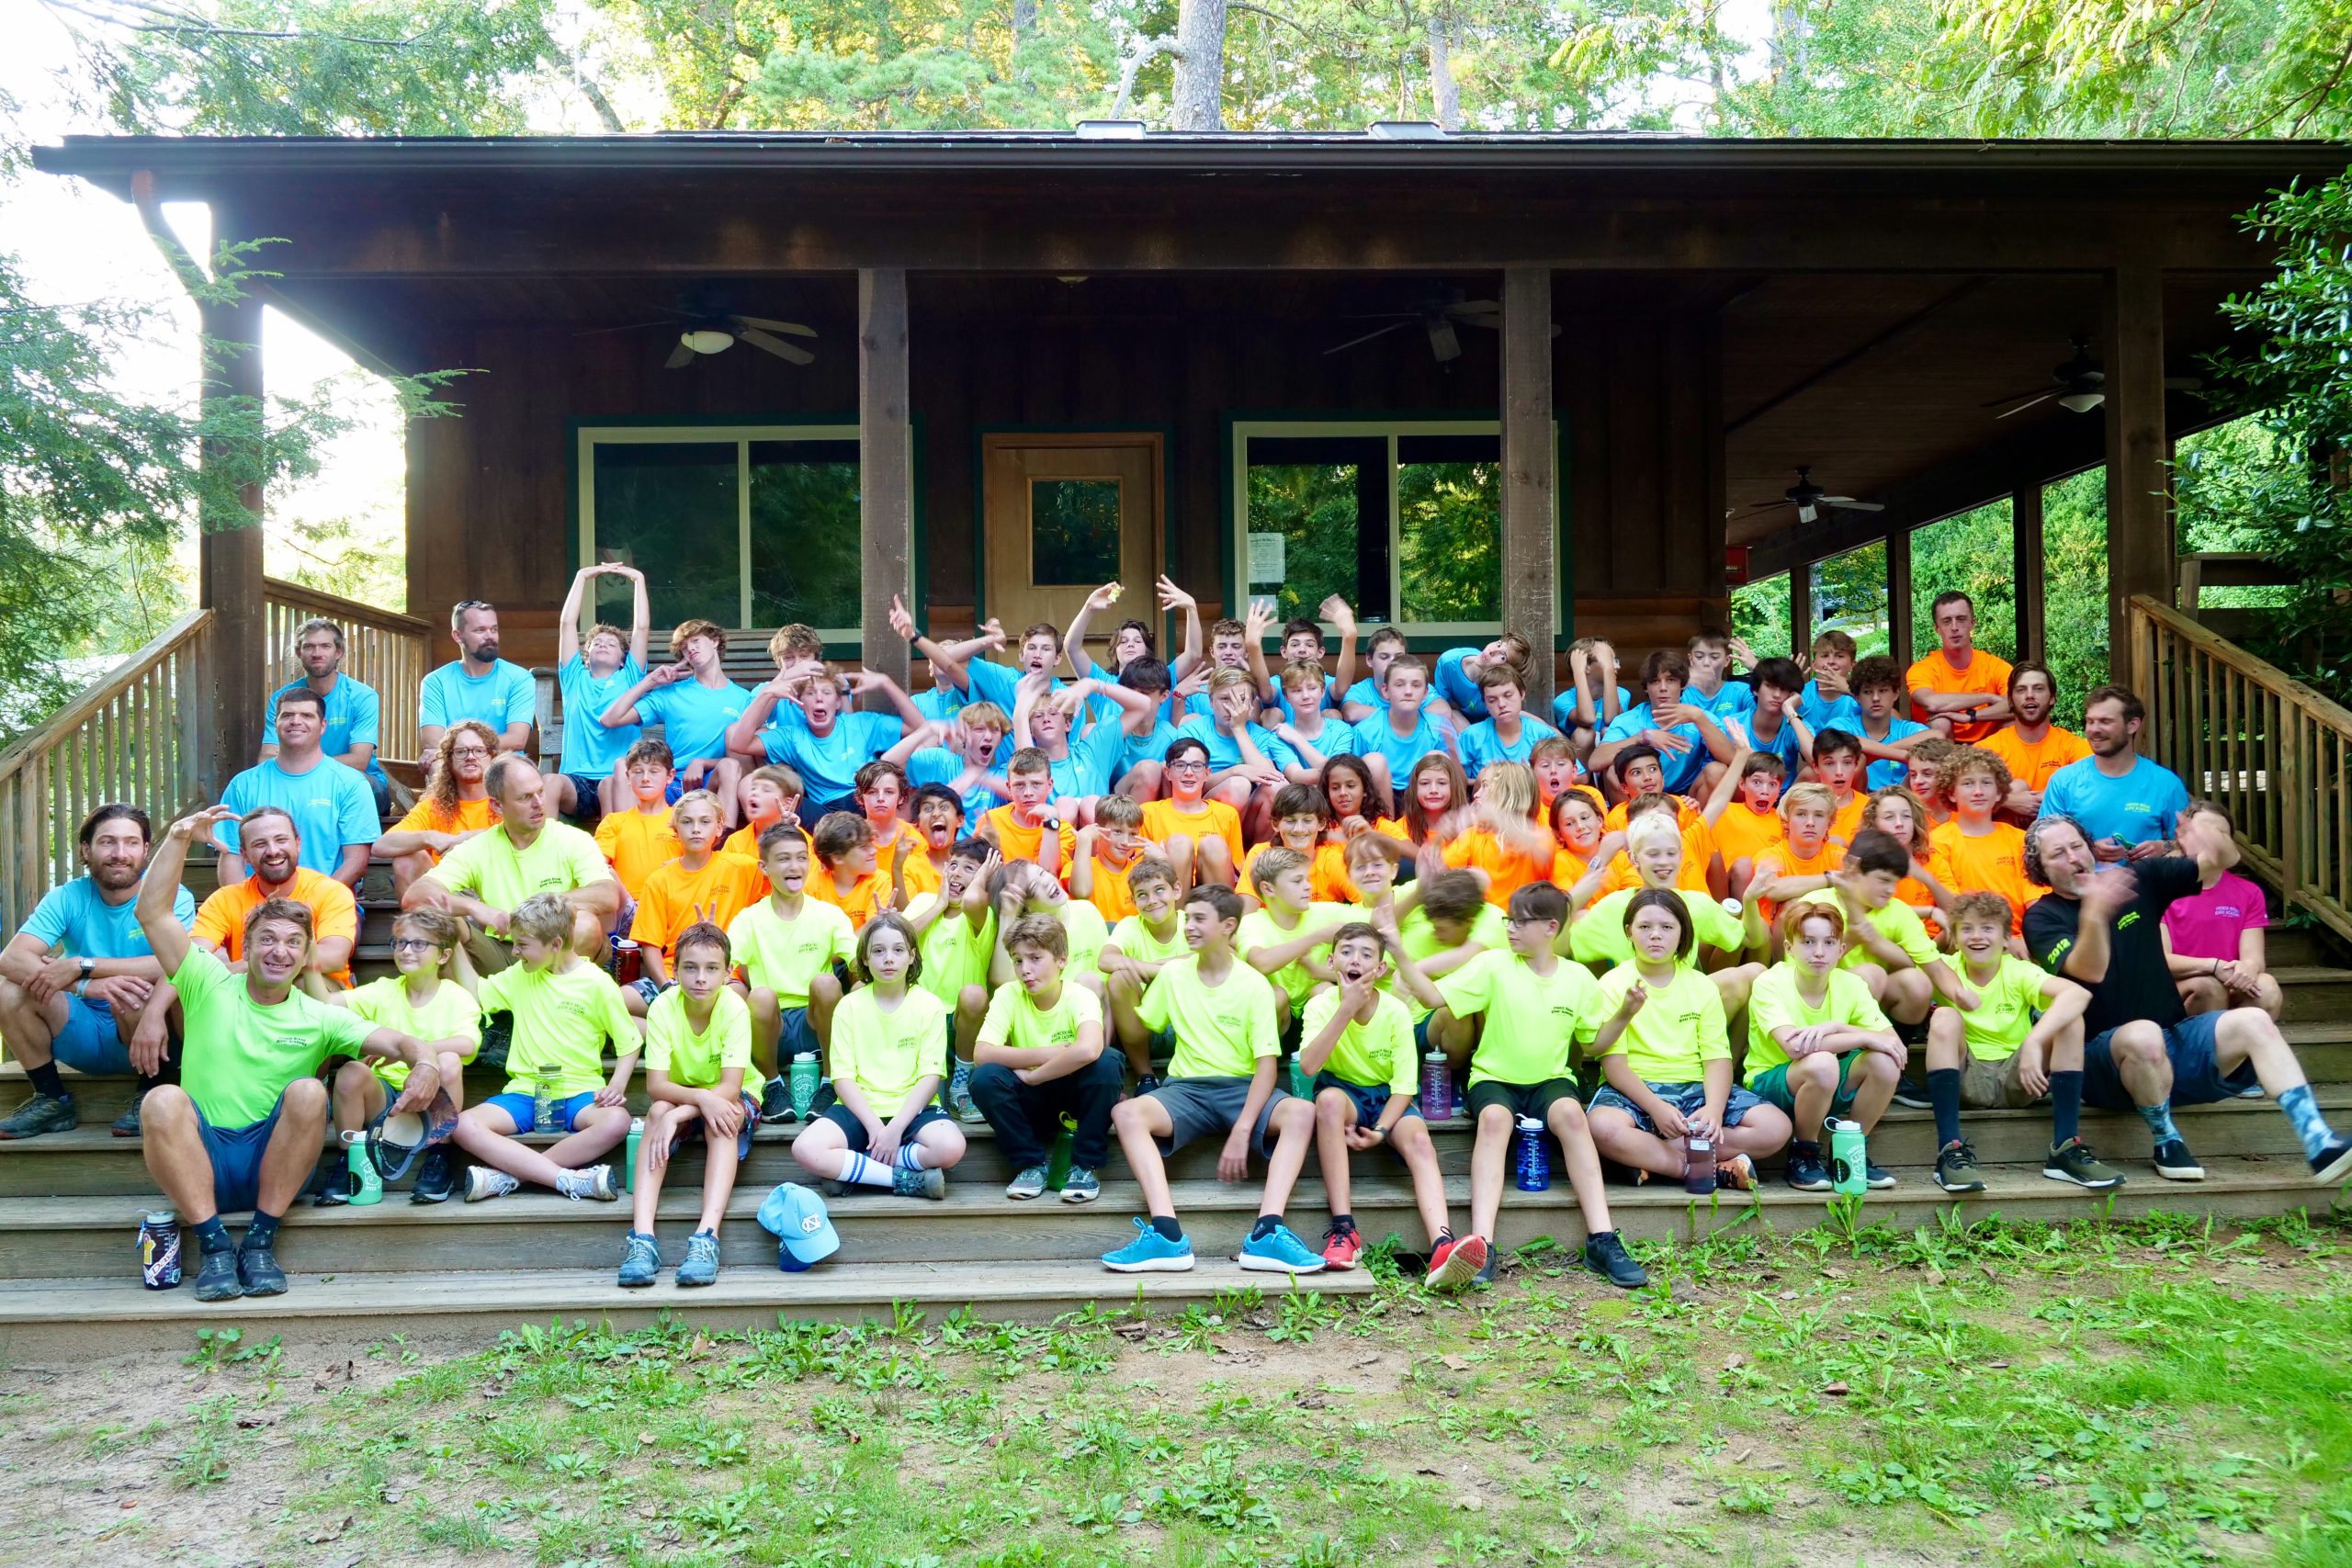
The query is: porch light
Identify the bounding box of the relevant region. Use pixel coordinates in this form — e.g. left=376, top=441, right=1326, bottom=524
left=2058, top=389, right=2105, bottom=412
left=1367, top=120, right=1446, bottom=140
left=682, top=329, right=733, bottom=355
left=1075, top=120, right=1147, bottom=139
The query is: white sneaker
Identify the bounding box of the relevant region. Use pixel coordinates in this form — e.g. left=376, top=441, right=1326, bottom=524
left=465, top=1167, right=519, bottom=1203
left=557, top=1165, right=617, bottom=1201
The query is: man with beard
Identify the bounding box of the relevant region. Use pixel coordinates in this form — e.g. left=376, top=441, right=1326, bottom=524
left=1982, top=660, right=2089, bottom=819
left=1905, top=591, right=2012, bottom=744
left=215, top=688, right=378, bottom=890
left=261, top=617, right=392, bottom=815
left=404, top=752, right=622, bottom=970
left=189, top=808, right=359, bottom=991
left=0, top=805, right=195, bottom=1139
left=375, top=720, right=503, bottom=897
left=419, top=600, right=536, bottom=755
left=2038, top=685, right=2189, bottom=863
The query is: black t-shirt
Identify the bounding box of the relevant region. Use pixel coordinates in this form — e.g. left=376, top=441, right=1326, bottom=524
left=2022, top=857, right=2202, bottom=1040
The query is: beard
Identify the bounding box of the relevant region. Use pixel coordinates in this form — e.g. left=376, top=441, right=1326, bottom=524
left=90, top=861, right=142, bottom=892
left=470, top=638, right=501, bottom=661
left=253, top=855, right=299, bottom=886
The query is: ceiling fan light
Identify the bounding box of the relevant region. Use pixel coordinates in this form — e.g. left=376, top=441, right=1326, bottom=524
left=2058, top=389, right=2105, bottom=413
left=683, top=329, right=734, bottom=355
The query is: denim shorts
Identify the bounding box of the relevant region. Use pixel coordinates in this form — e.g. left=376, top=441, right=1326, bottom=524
left=669, top=1090, right=763, bottom=1161
left=53, top=994, right=133, bottom=1075
left=2084, top=1010, right=2254, bottom=1111
left=1313, top=1070, right=1423, bottom=1127
left=1589, top=1079, right=1766, bottom=1134
left=199, top=1093, right=287, bottom=1214
left=484, top=1089, right=601, bottom=1134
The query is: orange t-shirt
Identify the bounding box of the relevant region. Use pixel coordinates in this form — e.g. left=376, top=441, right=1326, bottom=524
left=1712, top=802, right=1783, bottom=874
left=1553, top=846, right=1599, bottom=891
left=871, top=821, right=943, bottom=900
left=390, top=795, right=500, bottom=863
left=1598, top=798, right=1715, bottom=897
left=1080, top=842, right=1148, bottom=922
left=723, top=819, right=811, bottom=862
left=1442, top=828, right=1552, bottom=908
left=1826, top=795, right=1869, bottom=852
left=630, top=852, right=772, bottom=963
left=980, top=806, right=1078, bottom=869
left=1928, top=819, right=2038, bottom=934
left=193, top=867, right=358, bottom=987
left=1907, top=650, right=2014, bottom=744
left=1309, top=841, right=1360, bottom=903
left=594, top=807, right=684, bottom=899
left=1982, top=725, right=2092, bottom=796
left=807, top=867, right=897, bottom=929
left=1139, top=798, right=1244, bottom=871
left=1753, top=839, right=1840, bottom=923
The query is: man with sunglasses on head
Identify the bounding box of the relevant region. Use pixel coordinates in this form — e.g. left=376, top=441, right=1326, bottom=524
left=419, top=600, right=536, bottom=756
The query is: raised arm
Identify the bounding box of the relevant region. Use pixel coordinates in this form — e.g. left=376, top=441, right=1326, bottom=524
left=889, top=593, right=971, bottom=694
left=1322, top=596, right=1359, bottom=700
left=556, top=564, right=597, bottom=668
left=139, top=807, right=233, bottom=976
left=1160, top=577, right=1204, bottom=681
left=602, top=660, right=688, bottom=730
left=1243, top=598, right=1278, bottom=701
left=1063, top=583, right=1121, bottom=681
left=843, top=669, right=927, bottom=730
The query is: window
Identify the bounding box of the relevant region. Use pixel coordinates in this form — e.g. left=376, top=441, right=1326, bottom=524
left=1811, top=539, right=1891, bottom=660
left=578, top=424, right=862, bottom=637
left=1233, top=420, right=1549, bottom=637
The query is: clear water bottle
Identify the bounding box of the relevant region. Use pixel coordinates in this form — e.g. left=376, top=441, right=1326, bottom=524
left=533, top=1066, right=560, bottom=1133
left=1420, top=1051, right=1453, bottom=1122
left=1828, top=1117, right=1869, bottom=1197
left=1682, top=1133, right=1715, bottom=1195
left=1513, top=1116, right=1551, bottom=1191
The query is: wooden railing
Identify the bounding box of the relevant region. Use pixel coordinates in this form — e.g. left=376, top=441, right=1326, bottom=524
left=2130, top=593, right=2352, bottom=944
left=264, top=579, right=433, bottom=763
left=0, top=611, right=216, bottom=937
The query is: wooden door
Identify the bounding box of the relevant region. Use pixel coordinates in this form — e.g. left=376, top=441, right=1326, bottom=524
left=981, top=434, right=1162, bottom=644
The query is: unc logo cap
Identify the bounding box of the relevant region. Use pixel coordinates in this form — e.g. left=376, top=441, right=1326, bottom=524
left=755, top=1181, right=841, bottom=1270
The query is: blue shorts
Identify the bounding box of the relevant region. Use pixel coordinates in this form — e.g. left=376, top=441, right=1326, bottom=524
left=1412, top=1014, right=1436, bottom=1055
left=802, top=796, right=856, bottom=825
left=199, top=1093, right=288, bottom=1214
left=484, top=1089, right=601, bottom=1134
left=563, top=773, right=604, bottom=815
left=1589, top=1079, right=1767, bottom=1134
left=53, top=994, right=133, bottom=1075
left=1313, top=1070, right=1422, bottom=1130
left=777, top=1006, right=819, bottom=1063
left=2084, top=1011, right=2253, bottom=1111
left=671, top=1090, right=763, bottom=1161
left=666, top=769, right=702, bottom=803
left=820, top=1102, right=948, bottom=1152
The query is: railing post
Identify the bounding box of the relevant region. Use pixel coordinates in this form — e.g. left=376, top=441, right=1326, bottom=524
left=199, top=287, right=266, bottom=782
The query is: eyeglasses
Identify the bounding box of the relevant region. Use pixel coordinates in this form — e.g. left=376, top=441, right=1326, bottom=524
left=1169, top=759, right=1208, bottom=772
left=390, top=937, right=442, bottom=953
left=449, top=746, right=492, bottom=760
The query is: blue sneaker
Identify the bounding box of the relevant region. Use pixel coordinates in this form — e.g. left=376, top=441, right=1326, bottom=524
left=1238, top=1222, right=1327, bottom=1275
left=676, top=1229, right=720, bottom=1288
left=616, top=1230, right=661, bottom=1288
left=1102, top=1216, right=1194, bottom=1273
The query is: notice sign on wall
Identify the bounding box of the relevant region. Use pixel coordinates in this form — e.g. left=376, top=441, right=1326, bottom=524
left=1248, top=532, right=1286, bottom=584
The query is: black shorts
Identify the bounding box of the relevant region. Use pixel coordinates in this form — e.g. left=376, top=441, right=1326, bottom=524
left=1464, top=1078, right=1579, bottom=1126
left=820, top=1102, right=949, bottom=1150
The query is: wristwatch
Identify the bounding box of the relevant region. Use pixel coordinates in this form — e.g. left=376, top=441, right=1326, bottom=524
left=76, top=957, right=94, bottom=982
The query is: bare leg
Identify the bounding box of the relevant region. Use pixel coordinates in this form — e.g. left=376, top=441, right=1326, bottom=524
left=1388, top=1114, right=1453, bottom=1246
left=2107, top=1021, right=2176, bottom=1111
left=630, top=1101, right=687, bottom=1233
left=255, top=1079, right=332, bottom=1215
left=1589, top=1106, right=1686, bottom=1179
left=330, top=1059, right=387, bottom=1137
left=0, top=979, right=65, bottom=1070
left=912, top=1119, right=968, bottom=1170
left=1111, top=1095, right=1179, bottom=1218
left=140, top=1086, right=222, bottom=1224
left=1847, top=1049, right=1900, bottom=1134
left=1546, top=1096, right=1616, bottom=1235
left=1253, top=1099, right=1317, bottom=1220
left=1468, top=1102, right=1513, bottom=1240
left=1108, top=970, right=1155, bottom=1079
left=1196, top=833, right=1235, bottom=887
left=1721, top=1103, right=1791, bottom=1159
left=1787, top=1053, right=1840, bottom=1145
left=390, top=850, right=436, bottom=900
left=454, top=1104, right=591, bottom=1189
left=1313, top=1089, right=1357, bottom=1223
left=544, top=1103, right=631, bottom=1168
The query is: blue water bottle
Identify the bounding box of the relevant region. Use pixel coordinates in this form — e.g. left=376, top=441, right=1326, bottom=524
left=1513, top=1116, right=1551, bottom=1191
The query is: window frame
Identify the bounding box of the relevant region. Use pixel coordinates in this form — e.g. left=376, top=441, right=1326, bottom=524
left=1227, top=417, right=1561, bottom=641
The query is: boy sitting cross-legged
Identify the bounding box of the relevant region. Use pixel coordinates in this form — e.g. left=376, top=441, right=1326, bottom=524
left=1745, top=900, right=1905, bottom=1193
left=726, top=826, right=851, bottom=1122
left=320, top=908, right=481, bottom=1206
left=1301, top=919, right=1473, bottom=1287
left=616, top=920, right=760, bottom=1289
left=971, top=914, right=1125, bottom=1204
left=453, top=893, right=639, bottom=1203
left=1100, top=853, right=1192, bottom=1089
left=1925, top=890, right=2114, bottom=1193
left=1414, top=883, right=1648, bottom=1290
left=1102, top=885, right=1326, bottom=1274
left=788, top=912, right=966, bottom=1200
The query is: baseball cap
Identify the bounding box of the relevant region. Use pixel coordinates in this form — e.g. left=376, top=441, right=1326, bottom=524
left=368, top=1085, right=460, bottom=1181
left=755, top=1182, right=840, bottom=1271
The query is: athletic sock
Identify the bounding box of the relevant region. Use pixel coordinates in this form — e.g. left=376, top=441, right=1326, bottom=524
left=26, top=1062, right=64, bottom=1100
left=1927, top=1068, right=1962, bottom=1148
left=192, top=1216, right=232, bottom=1256
left=837, top=1151, right=894, bottom=1188
left=1250, top=1214, right=1282, bottom=1242
left=2050, top=1070, right=2084, bottom=1146
left=2137, top=1100, right=2180, bottom=1145
left=1329, top=1213, right=1355, bottom=1235
left=894, top=1143, right=930, bottom=1171
left=1150, top=1214, right=1182, bottom=1242
left=2278, top=1084, right=2335, bottom=1161
left=243, top=1212, right=281, bottom=1250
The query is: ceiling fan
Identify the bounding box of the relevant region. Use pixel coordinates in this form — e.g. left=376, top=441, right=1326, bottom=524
left=578, top=299, right=819, bottom=369
left=1746, top=467, right=1884, bottom=527
left=1323, top=283, right=1553, bottom=364
left=1982, top=335, right=2200, bottom=420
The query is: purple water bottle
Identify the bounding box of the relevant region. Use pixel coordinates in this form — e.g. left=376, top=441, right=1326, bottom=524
left=1682, top=1134, right=1715, bottom=1195
left=1513, top=1116, right=1551, bottom=1191
left=1420, top=1051, right=1453, bottom=1122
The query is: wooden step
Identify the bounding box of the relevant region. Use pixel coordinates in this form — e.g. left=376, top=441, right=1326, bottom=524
left=0, top=1258, right=1366, bottom=1359
left=2277, top=967, right=2352, bottom=1022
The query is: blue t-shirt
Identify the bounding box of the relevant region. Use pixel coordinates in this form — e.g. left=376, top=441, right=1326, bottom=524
left=2039, top=755, right=2189, bottom=847
left=1176, top=715, right=1300, bottom=777
left=265, top=675, right=387, bottom=784
left=1456, top=716, right=1563, bottom=778
left=1045, top=720, right=1130, bottom=799
left=215, top=757, right=380, bottom=874
left=636, top=677, right=754, bottom=765
left=558, top=653, right=646, bottom=777
left=23, top=875, right=194, bottom=959
left=1733, top=711, right=1804, bottom=800
left=1118, top=718, right=1187, bottom=778
left=1800, top=681, right=1864, bottom=735
left=1682, top=681, right=1755, bottom=722
left=1272, top=678, right=1339, bottom=725
left=419, top=660, right=536, bottom=736
left=1350, top=712, right=1453, bottom=783
left=759, top=711, right=903, bottom=806
left=1552, top=684, right=1634, bottom=733
left=1433, top=649, right=1489, bottom=721
left=1863, top=717, right=1933, bottom=791
left=1278, top=718, right=1361, bottom=763
left=1600, top=705, right=1710, bottom=794
left=906, top=747, right=1000, bottom=820
left=1340, top=675, right=1437, bottom=716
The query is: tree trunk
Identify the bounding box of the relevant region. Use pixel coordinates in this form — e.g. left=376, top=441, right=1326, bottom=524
left=1172, top=0, right=1227, bottom=130
left=1427, top=13, right=1461, bottom=131
left=1012, top=0, right=1038, bottom=37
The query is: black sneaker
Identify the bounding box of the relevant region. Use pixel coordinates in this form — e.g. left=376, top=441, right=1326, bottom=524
left=1135, top=1074, right=1161, bottom=1099
left=1473, top=1249, right=1498, bottom=1286
left=1785, top=1143, right=1832, bottom=1192
left=2311, top=1135, right=2352, bottom=1187
left=0, top=1092, right=76, bottom=1140
left=312, top=1166, right=357, bottom=1207
left=2153, top=1137, right=2205, bottom=1182
left=409, top=1145, right=456, bottom=1204
left=1889, top=1077, right=1932, bottom=1110
left=110, top=1094, right=144, bottom=1138
left=236, top=1239, right=288, bottom=1297
left=1583, top=1231, right=1647, bottom=1290
left=1934, top=1139, right=1985, bottom=1193
left=192, top=1247, right=243, bottom=1303
left=2044, top=1137, right=2125, bottom=1189
left=760, top=1076, right=794, bottom=1124
left=1865, top=1161, right=1896, bottom=1190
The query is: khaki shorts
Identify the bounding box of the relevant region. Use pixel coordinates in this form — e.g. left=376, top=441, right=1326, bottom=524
left=1956, top=1044, right=2041, bottom=1111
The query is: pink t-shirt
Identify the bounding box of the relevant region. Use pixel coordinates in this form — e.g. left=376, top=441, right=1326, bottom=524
left=2161, top=870, right=2268, bottom=961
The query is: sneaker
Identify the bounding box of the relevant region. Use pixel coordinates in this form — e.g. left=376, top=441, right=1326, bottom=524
left=947, top=1062, right=983, bottom=1124
left=409, top=1146, right=456, bottom=1205
left=312, top=1166, right=357, bottom=1207
left=110, top=1095, right=143, bottom=1138
left=1102, top=1215, right=1194, bottom=1273
left=1583, top=1231, right=1647, bottom=1290
left=1889, top=1077, right=1932, bottom=1110
left=2153, top=1137, right=2205, bottom=1182
left=465, top=1167, right=520, bottom=1203
left=556, top=1165, right=618, bottom=1202
left=616, top=1230, right=662, bottom=1288
left=1059, top=1167, right=1101, bottom=1204
left=2044, top=1137, right=2126, bottom=1189
left=893, top=1165, right=947, bottom=1201
left=1785, top=1143, right=1832, bottom=1192
left=1238, top=1223, right=1327, bottom=1274
left=1320, top=1225, right=1363, bottom=1270
left=676, top=1229, right=720, bottom=1287
left=820, top=1177, right=851, bottom=1200
left=1134, top=1074, right=1160, bottom=1099
left=1004, top=1164, right=1049, bottom=1201
left=1427, top=1234, right=1487, bottom=1292
left=1715, top=1153, right=1757, bottom=1190
left=236, top=1239, right=287, bottom=1298
left=2311, top=1135, right=2352, bottom=1187
left=0, top=1092, right=76, bottom=1140
left=1934, top=1139, right=1986, bottom=1193
left=760, top=1075, right=795, bottom=1124
left=192, top=1247, right=243, bottom=1303
left=1866, top=1161, right=1896, bottom=1190
left=1473, top=1248, right=1498, bottom=1286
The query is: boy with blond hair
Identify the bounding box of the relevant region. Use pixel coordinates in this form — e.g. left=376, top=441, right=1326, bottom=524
left=722, top=763, right=807, bottom=860
left=1101, top=854, right=1190, bottom=1088
left=1929, top=745, right=2035, bottom=938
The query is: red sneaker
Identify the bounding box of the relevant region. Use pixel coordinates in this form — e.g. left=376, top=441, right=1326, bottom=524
left=1321, top=1226, right=1363, bottom=1269
left=1426, top=1234, right=1488, bottom=1292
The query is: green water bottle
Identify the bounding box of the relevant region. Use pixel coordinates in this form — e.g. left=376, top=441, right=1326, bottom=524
left=789, top=1054, right=822, bottom=1119
left=1288, top=1055, right=1315, bottom=1100
left=1046, top=1112, right=1078, bottom=1191
left=1827, top=1117, right=1869, bottom=1197
left=624, top=1116, right=644, bottom=1193
left=342, top=1131, right=382, bottom=1207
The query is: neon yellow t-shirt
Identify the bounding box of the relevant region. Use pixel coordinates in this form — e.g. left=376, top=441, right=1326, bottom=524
left=1571, top=887, right=1747, bottom=967
left=479, top=959, right=639, bottom=1098
left=726, top=896, right=856, bottom=1010
left=1741, top=964, right=1889, bottom=1085
left=910, top=893, right=995, bottom=1010
left=343, top=975, right=482, bottom=1091
left=423, top=822, right=610, bottom=934
left=828, top=986, right=950, bottom=1107
left=1438, top=949, right=1605, bottom=1088
left=1053, top=901, right=1110, bottom=977
left=174, top=948, right=376, bottom=1128
left=1107, top=912, right=1191, bottom=966
left=1948, top=954, right=2052, bottom=1063
left=1237, top=902, right=1353, bottom=1006
left=1136, top=954, right=1281, bottom=1080
left=977, top=979, right=1102, bottom=1054
left=1796, top=888, right=1939, bottom=971
left=645, top=985, right=754, bottom=1089
left=1301, top=987, right=1418, bottom=1095
left=1594, top=963, right=1731, bottom=1085
left=1385, top=902, right=1507, bottom=1020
